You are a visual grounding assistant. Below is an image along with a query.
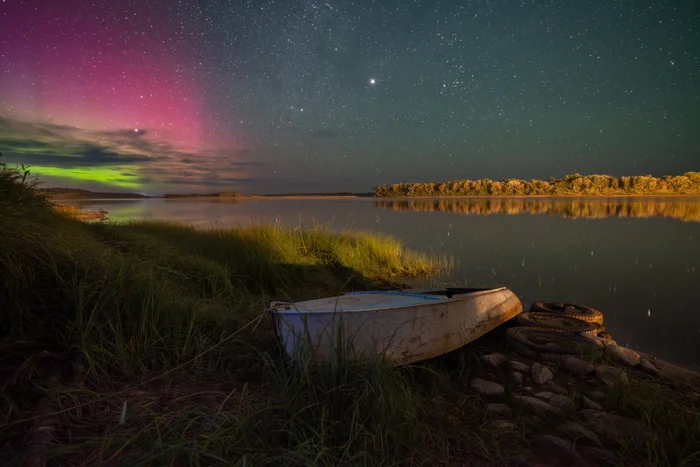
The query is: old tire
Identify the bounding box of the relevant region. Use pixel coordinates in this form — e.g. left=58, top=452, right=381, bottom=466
left=506, top=327, right=598, bottom=360
left=515, top=312, right=599, bottom=336
left=529, top=302, right=604, bottom=325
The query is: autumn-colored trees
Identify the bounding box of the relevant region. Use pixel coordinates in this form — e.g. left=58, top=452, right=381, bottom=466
left=373, top=172, right=700, bottom=197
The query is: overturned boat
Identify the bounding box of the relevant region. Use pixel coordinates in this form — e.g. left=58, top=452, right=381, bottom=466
left=269, top=287, right=522, bottom=365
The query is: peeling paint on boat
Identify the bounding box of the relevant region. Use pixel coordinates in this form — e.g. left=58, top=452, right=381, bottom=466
left=269, top=288, right=523, bottom=365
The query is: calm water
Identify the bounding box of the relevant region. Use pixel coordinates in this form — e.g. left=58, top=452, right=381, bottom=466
left=61, top=197, right=700, bottom=369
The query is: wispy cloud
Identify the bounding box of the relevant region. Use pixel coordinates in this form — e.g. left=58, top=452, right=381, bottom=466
left=0, top=116, right=260, bottom=192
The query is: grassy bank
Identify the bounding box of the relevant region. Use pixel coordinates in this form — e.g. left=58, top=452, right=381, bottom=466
left=374, top=172, right=700, bottom=197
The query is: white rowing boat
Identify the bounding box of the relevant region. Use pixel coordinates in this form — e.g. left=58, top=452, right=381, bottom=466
left=269, top=287, right=522, bottom=365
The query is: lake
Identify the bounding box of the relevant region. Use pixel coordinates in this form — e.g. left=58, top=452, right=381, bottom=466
left=60, top=196, right=700, bottom=369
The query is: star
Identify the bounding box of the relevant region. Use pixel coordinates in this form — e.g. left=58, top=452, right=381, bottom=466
left=369, top=78, right=376, bottom=85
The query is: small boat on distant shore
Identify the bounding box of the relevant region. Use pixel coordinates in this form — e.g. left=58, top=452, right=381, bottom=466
left=269, top=287, right=522, bottom=365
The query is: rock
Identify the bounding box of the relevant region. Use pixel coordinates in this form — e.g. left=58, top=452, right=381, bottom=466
left=511, top=371, right=524, bottom=384
left=581, top=396, right=602, bottom=410
left=557, top=421, right=603, bottom=448
left=531, top=362, right=554, bottom=384
left=598, top=331, right=613, bottom=339
left=685, top=391, right=700, bottom=403
left=586, top=336, right=617, bottom=348
left=544, top=381, right=568, bottom=395
left=470, top=378, right=505, bottom=396
left=486, top=403, right=511, bottom=414
left=533, top=391, right=555, bottom=401
left=586, top=390, right=606, bottom=401
left=575, top=445, right=619, bottom=465
left=485, top=419, right=515, bottom=431
left=528, top=435, right=578, bottom=463
left=549, top=395, right=575, bottom=411
left=637, top=358, right=660, bottom=376
left=604, top=345, right=641, bottom=367
left=480, top=353, right=507, bottom=368
left=563, top=356, right=595, bottom=377
left=509, top=360, right=530, bottom=372
left=579, top=409, right=652, bottom=443
left=513, top=395, right=560, bottom=415
left=594, top=365, right=629, bottom=387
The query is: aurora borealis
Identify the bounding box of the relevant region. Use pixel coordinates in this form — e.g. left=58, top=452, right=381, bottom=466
left=1, top=0, right=699, bottom=194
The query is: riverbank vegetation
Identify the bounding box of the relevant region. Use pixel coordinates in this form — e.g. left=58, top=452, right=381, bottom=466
left=374, top=172, right=700, bottom=197
left=2, top=158, right=699, bottom=465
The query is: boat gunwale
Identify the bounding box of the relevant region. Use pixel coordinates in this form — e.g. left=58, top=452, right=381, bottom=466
left=269, top=286, right=509, bottom=315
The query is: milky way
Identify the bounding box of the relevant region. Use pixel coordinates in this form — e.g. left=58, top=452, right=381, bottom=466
left=1, top=0, right=698, bottom=194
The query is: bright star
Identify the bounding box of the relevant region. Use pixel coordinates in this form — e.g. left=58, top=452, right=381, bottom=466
left=369, top=78, right=376, bottom=85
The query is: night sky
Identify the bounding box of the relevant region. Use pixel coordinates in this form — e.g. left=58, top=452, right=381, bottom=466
left=1, top=0, right=698, bottom=194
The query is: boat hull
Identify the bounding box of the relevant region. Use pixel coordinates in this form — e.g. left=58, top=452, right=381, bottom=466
left=271, top=288, right=522, bottom=365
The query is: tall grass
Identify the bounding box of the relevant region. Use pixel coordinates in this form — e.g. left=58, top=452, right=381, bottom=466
left=0, top=158, right=453, bottom=464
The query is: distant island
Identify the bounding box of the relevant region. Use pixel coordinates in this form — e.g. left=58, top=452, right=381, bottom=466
left=40, top=188, right=150, bottom=199
left=373, top=172, right=700, bottom=197
left=163, top=191, right=242, bottom=198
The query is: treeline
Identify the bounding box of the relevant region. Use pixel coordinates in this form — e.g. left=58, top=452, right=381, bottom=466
left=374, top=198, right=700, bottom=222
left=163, top=191, right=241, bottom=198
left=373, top=172, right=700, bottom=197
left=40, top=188, right=149, bottom=199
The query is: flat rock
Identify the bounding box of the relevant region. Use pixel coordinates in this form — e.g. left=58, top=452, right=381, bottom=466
left=543, top=381, right=568, bottom=395
left=509, top=360, right=530, bottom=372
left=549, top=395, right=575, bottom=411
left=480, top=353, right=507, bottom=368
left=581, top=396, right=602, bottom=410
left=533, top=391, right=555, bottom=401
left=563, top=356, right=595, bottom=377
left=485, top=419, right=515, bottom=431
left=512, top=371, right=524, bottom=384
left=575, top=445, right=619, bottom=465
left=531, top=362, right=554, bottom=384
left=637, top=357, right=660, bottom=376
left=528, top=435, right=578, bottom=463
left=470, top=378, right=505, bottom=396
left=594, top=365, right=629, bottom=387
left=486, top=403, right=512, bottom=415
left=513, top=395, right=560, bottom=415
left=557, top=421, right=603, bottom=448
left=586, top=390, right=606, bottom=401
left=578, top=409, right=652, bottom=443
left=605, top=345, right=641, bottom=367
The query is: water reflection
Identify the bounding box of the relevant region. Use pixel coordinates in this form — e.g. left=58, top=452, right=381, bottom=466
left=374, top=197, right=700, bottom=222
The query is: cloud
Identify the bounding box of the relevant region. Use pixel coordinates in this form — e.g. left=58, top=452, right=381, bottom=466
left=0, top=115, right=260, bottom=192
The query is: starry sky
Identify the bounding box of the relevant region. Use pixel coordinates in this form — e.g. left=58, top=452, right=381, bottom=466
left=1, top=0, right=698, bottom=194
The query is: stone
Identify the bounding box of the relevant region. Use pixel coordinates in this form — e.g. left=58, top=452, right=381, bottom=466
left=531, top=362, right=554, bottom=384
left=486, top=403, right=512, bottom=415
left=637, top=358, right=660, bottom=376
left=581, top=396, right=602, bottom=410
left=563, top=356, right=595, bottom=377
left=485, top=419, right=515, bottom=431
left=586, top=390, right=606, bottom=401
left=544, top=381, right=568, bottom=395
left=549, top=395, right=575, bottom=411
left=598, top=331, right=614, bottom=339
left=594, top=365, right=629, bottom=387
left=533, top=391, right=555, bottom=401
left=470, top=378, right=505, bottom=396
left=557, top=421, right=603, bottom=448
left=480, top=353, right=507, bottom=368
left=586, top=336, right=617, bottom=348
left=511, top=371, right=524, bottom=384
left=604, top=345, right=641, bottom=367
left=508, top=360, right=530, bottom=372
left=513, top=395, right=560, bottom=415
left=578, top=409, right=652, bottom=443
left=575, top=445, right=619, bottom=465
left=528, top=435, right=578, bottom=463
